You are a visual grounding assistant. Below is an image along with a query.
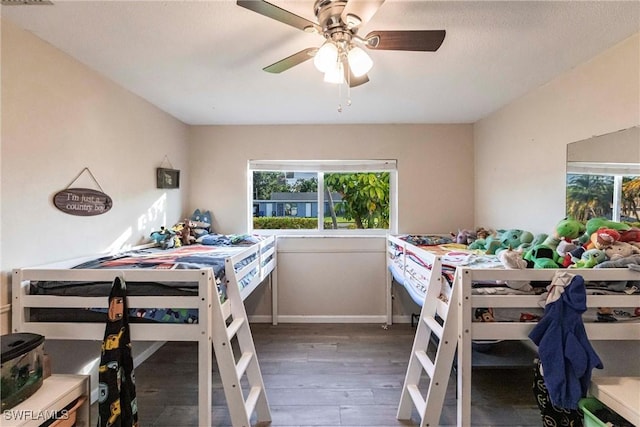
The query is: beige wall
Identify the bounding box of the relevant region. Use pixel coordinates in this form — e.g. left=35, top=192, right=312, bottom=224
left=188, top=124, right=474, bottom=235
left=1, top=20, right=190, bottom=333
left=189, top=124, right=474, bottom=321
left=474, top=33, right=640, bottom=235
left=474, top=33, right=640, bottom=376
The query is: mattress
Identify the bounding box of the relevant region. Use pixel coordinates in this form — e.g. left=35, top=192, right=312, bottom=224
left=27, top=244, right=261, bottom=324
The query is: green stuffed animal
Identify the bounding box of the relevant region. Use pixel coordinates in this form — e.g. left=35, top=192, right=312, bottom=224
left=580, top=217, right=631, bottom=244
left=555, top=218, right=585, bottom=240
left=523, top=244, right=562, bottom=268
left=469, top=228, right=535, bottom=254
left=571, top=248, right=607, bottom=268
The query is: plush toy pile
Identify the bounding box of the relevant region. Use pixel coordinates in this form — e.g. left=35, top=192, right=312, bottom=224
left=149, top=208, right=212, bottom=249
left=459, top=217, right=640, bottom=271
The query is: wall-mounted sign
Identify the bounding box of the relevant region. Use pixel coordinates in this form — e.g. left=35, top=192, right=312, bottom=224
left=53, top=188, right=113, bottom=216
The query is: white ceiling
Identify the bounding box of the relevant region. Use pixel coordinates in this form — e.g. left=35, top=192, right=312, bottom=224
left=2, top=0, right=639, bottom=125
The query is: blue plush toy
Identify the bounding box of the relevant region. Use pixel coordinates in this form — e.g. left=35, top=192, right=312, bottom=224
left=150, top=226, right=178, bottom=249
left=190, top=208, right=212, bottom=238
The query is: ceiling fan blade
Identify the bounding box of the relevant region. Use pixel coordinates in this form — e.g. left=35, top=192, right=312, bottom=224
left=237, top=0, right=320, bottom=32
left=342, top=58, right=369, bottom=87
left=348, top=72, right=369, bottom=88
left=263, top=47, right=318, bottom=73
left=365, top=30, right=446, bottom=51
left=341, top=0, right=385, bottom=29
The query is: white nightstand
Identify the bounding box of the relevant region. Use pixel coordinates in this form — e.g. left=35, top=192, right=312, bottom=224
left=590, top=376, right=640, bottom=427
left=1, top=374, right=90, bottom=427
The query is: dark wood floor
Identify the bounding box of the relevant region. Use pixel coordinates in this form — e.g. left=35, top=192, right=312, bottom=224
left=92, top=323, right=542, bottom=426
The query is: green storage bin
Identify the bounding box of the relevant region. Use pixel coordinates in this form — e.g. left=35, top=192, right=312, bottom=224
left=579, top=397, right=634, bottom=427
left=580, top=398, right=608, bottom=427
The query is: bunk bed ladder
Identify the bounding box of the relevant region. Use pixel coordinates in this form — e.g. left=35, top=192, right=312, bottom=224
left=397, top=260, right=458, bottom=427
left=210, top=259, right=271, bottom=427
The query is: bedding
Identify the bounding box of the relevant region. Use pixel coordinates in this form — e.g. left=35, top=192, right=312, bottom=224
left=388, top=234, right=640, bottom=324
left=27, top=237, right=274, bottom=324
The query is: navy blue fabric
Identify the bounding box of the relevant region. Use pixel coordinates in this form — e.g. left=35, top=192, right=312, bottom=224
left=528, top=275, right=603, bottom=410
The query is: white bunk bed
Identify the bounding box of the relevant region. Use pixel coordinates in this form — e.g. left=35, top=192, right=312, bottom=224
left=12, top=235, right=278, bottom=427
left=387, top=234, right=640, bottom=427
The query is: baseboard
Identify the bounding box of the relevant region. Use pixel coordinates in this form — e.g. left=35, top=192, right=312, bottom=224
left=247, top=314, right=275, bottom=323
left=250, top=314, right=413, bottom=324
left=391, top=315, right=412, bottom=324
left=271, top=315, right=389, bottom=323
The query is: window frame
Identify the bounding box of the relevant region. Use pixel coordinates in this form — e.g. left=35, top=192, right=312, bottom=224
left=248, top=160, right=398, bottom=236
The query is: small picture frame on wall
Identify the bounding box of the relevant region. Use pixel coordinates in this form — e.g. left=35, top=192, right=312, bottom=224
left=156, top=168, right=180, bottom=189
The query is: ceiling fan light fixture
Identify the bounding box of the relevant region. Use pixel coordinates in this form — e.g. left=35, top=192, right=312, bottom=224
left=323, top=61, right=345, bottom=84
left=313, top=41, right=339, bottom=72
left=347, top=45, right=373, bottom=77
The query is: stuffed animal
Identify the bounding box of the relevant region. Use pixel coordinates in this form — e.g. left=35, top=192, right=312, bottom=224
left=556, top=240, right=579, bottom=267
left=587, top=227, right=621, bottom=250
left=474, top=307, right=495, bottom=322
left=555, top=218, right=586, bottom=241
left=469, top=228, right=535, bottom=254
left=523, top=244, right=561, bottom=268
left=150, top=226, right=179, bottom=250
left=497, top=247, right=533, bottom=291
left=499, top=229, right=535, bottom=252
left=178, top=219, right=197, bottom=245
left=475, top=227, right=491, bottom=240
left=580, top=217, right=631, bottom=244
left=619, top=227, right=640, bottom=247
left=571, top=248, right=606, bottom=268
left=190, top=209, right=212, bottom=238
left=603, top=241, right=640, bottom=261
left=451, top=229, right=477, bottom=245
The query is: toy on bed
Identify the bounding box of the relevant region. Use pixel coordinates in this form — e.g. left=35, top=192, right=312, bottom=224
left=570, top=248, right=607, bottom=268
left=178, top=218, right=197, bottom=246
left=150, top=226, right=181, bottom=250
left=554, top=217, right=586, bottom=241
left=190, top=209, right=213, bottom=238
left=587, top=227, right=621, bottom=250
left=497, top=247, right=533, bottom=291
left=579, top=217, right=631, bottom=244
left=469, top=228, right=536, bottom=255
left=451, top=229, right=477, bottom=245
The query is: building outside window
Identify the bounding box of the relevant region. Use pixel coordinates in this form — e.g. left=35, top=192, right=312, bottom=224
left=249, top=160, right=397, bottom=234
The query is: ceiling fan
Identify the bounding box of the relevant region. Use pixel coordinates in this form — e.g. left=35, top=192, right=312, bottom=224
left=237, top=0, right=446, bottom=87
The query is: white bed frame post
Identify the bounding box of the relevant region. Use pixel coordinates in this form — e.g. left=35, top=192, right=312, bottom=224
left=197, top=270, right=215, bottom=426
left=456, top=267, right=473, bottom=427
left=385, top=237, right=395, bottom=325
left=386, top=235, right=408, bottom=325
left=270, top=237, right=278, bottom=325
left=397, top=254, right=458, bottom=427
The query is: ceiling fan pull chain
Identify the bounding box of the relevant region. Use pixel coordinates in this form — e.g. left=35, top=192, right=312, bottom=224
left=337, top=81, right=343, bottom=113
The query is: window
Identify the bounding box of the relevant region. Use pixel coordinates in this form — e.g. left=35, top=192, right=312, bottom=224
left=566, top=162, right=640, bottom=224
left=249, top=160, right=397, bottom=234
